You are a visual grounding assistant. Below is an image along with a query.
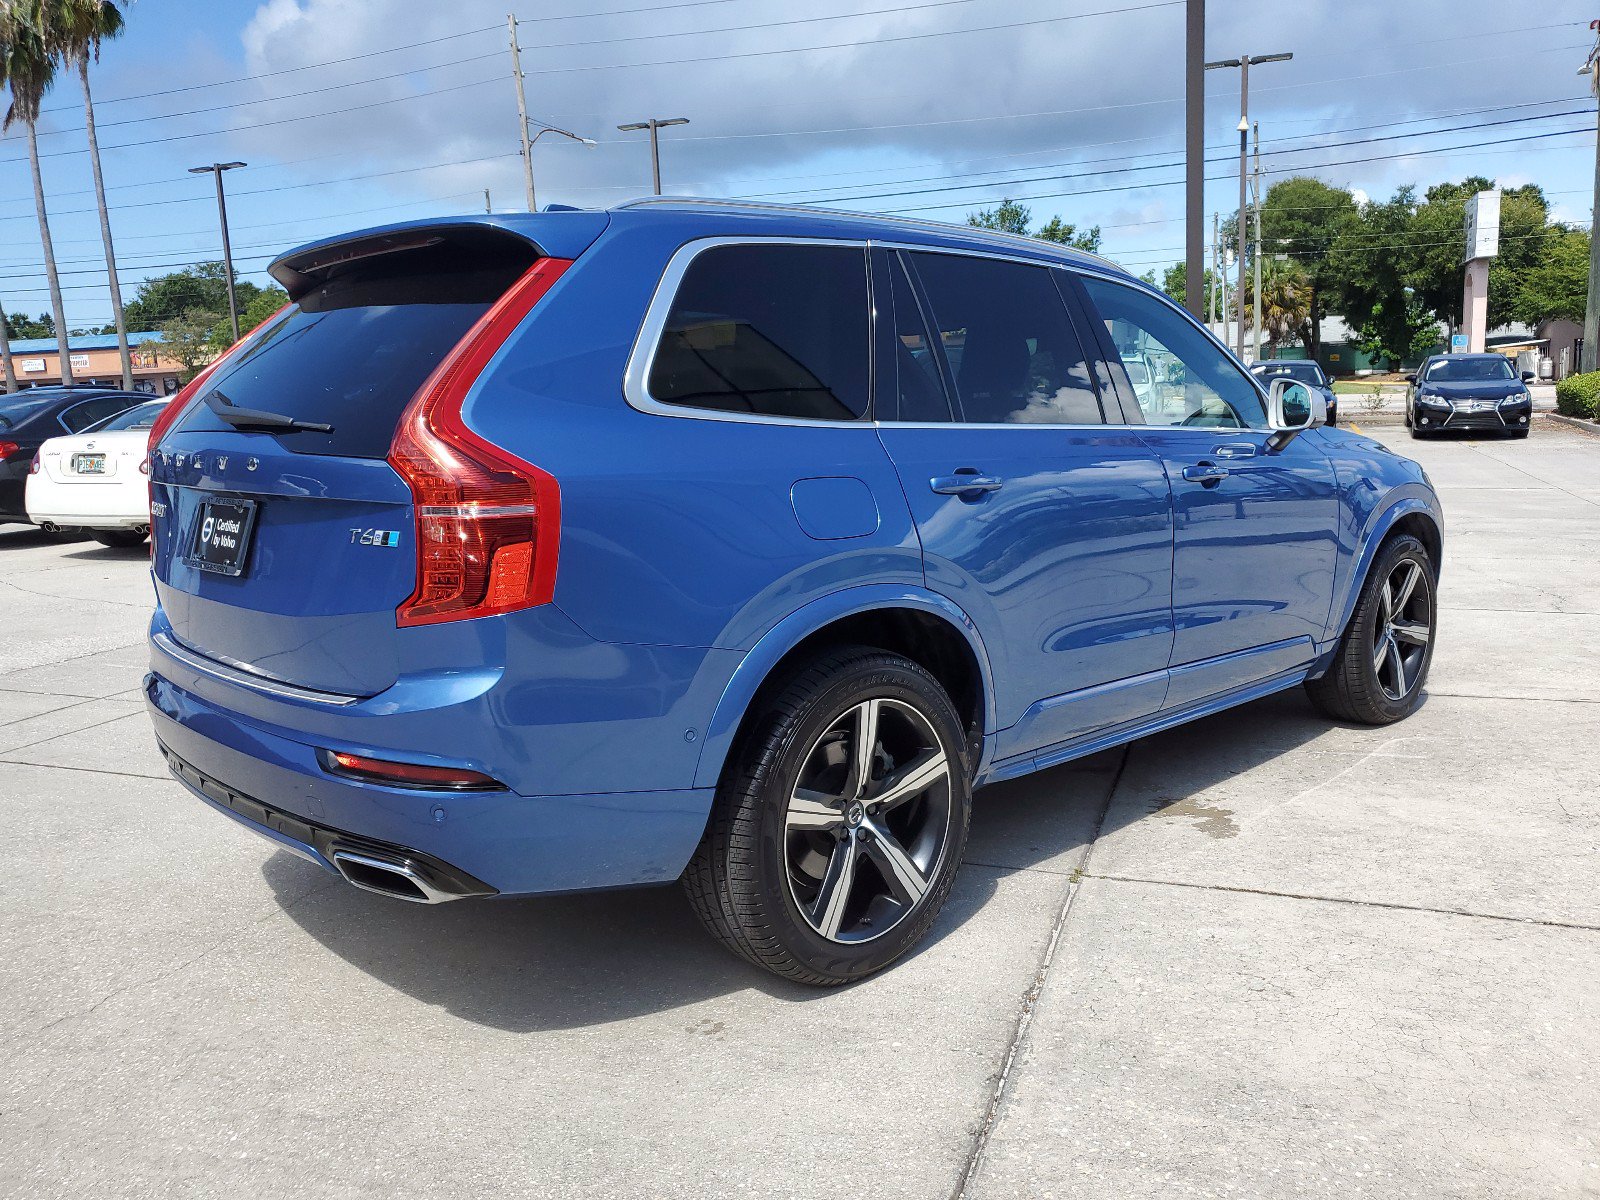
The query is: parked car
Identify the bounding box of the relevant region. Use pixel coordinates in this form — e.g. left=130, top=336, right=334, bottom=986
left=26, top=399, right=169, bottom=547
left=1251, top=359, right=1339, bottom=426
left=143, top=202, right=1442, bottom=985
left=0, top=386, right=151, bottom=532
left=1406, top=353, right=1534, bottom=438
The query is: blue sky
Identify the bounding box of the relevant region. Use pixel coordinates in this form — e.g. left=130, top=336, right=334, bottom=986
left=1, top=0, right=1594, bottom=332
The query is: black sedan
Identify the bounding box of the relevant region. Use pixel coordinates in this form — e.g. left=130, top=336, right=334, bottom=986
left=0, top=387, right=152, bottom=528
left=1251, top=359, right=1339, bottom=426
left=1406, top=354, right=1534, bottom=439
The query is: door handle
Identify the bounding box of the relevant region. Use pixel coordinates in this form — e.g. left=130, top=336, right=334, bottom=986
left=1212, top=442, right=1257, bottom=460
left=1182, top=462, right=1228, bottom=485
left=930, top=473, right=1004, bottom=496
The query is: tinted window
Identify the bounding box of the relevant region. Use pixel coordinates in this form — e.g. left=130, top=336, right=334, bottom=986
left=92, top=401, right=168, bottom=431
left=1081, top=277, right=1267, bottom=429
left=1254, top=361, right=1326, bottom=386
left=888, top=254, right=952, bottom=422
left=0, top=396, right=54, bottom=430
left=173, top=238, right=537, bottom=458
left=908, top=252, right=1102, bottom=425
left=649, top=243, right=870, bottom=420
left=61, top=395, right=138, bottom=433
left=1424, top=357, right=1514, bottom=382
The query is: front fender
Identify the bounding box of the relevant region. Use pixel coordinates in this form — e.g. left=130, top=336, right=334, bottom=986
left=691, top=584, right=997, bottom=789
left=1327, top=486, right=1443, bottom=647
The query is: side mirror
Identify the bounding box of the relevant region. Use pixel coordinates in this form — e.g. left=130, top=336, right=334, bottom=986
left=1403, top=374, right=1417, bottom=385
left=1265, top=379, right=1325, bottom=451
left=1520, top=370, right=1535, bottom=383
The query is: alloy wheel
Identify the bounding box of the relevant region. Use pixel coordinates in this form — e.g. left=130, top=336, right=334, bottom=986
left=783, top=697, right=953, bottom=944
left=1373, top=558, right=1432, bottom=702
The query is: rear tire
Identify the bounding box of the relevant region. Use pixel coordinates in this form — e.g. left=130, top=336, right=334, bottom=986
left=90, top=529, right=148, bottom=549
left=683, top=646, right=971, bottom=986
left=1306, top=534, right=1436, bottom=725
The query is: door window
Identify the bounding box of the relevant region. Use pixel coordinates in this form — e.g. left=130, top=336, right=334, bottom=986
left=887, top=253, right=953, bottom=422
left=1079, top=276, right=1268, bottom=429
left=648, top=243, right=871, bottom=421
left=907, top=251, right=1104, bottom=425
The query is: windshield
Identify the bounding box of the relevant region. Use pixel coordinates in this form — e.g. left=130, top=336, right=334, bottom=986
left=1124, top=362, right=1150, bottom=385
left=1254, top=361, right=1326, bottom=386
left=1425, top=357, right=1515, bottom=383
left=0, top=395, right=55, bottom=430
left=89, top=400, right=168, bottom=431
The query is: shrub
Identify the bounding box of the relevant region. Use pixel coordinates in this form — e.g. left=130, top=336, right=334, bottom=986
left=1555, top=371, right=1600, bottom=419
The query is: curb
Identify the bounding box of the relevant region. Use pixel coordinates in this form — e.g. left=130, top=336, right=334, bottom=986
left=1543, top=413, right=1600, bottom=438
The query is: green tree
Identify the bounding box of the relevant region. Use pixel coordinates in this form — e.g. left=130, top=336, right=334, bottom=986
left=2, top=310, right=54, bottom=339
left=0, top=0, right=75, bottom=382
left=967, top=199, right=1102, bottom=252
left=208, top=287, right=288, bottom=347
left=124, top=262, right=266, bottom=332
left=1407, top=179, right=1549, bottom=331
left=1243, top=257, right=1313, bottom=357
left=1259, top=176, right=1360, bottom=357
left=1157, top=261, right=1218, bottom=316
left=1513, top=225, right=1589, bottom=326
left=1331, top=187, right=1431, bottom=367
left=154, top=309, right=224, bottom=383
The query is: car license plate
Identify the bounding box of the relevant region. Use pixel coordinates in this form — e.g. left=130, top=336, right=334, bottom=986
left=73, top=453, right=106, bottom=474
left=185, top=497, right=258, bottom=577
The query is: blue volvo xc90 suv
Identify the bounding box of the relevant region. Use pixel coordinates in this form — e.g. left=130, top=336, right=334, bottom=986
left=143, top=199, right=1442, bottom=984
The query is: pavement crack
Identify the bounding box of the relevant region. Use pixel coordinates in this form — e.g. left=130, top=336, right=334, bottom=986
left=1085, top=873, right=1600, bottom=933
left=952, top=745, right=1130, bottom=1200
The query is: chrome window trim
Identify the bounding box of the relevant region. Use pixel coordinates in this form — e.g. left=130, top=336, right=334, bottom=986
left=622, top=235, right=876, bottom=429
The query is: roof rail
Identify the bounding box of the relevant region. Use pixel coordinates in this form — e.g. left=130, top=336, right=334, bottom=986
left=610, top=195, right=1126, bottom=274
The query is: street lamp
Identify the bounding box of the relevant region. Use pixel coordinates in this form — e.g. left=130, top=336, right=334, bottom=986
left=188, top=161, right=247, bottom=343
left=1205, top=52, right=1292, bottom=359
left=616, top=117, right=690, bottom=196
left=526, top=120, right=597, bottom=212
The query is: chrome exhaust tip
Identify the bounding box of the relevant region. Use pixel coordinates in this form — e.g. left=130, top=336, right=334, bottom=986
left=330, top=849, right=462, bottom=905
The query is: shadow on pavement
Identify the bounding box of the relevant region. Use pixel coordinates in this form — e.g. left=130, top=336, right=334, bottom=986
left=260, top=683, right=1385, bottom=1031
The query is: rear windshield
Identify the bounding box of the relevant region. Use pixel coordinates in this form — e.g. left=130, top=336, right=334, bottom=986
left=1255, top=361, right=1325, bottom=385
left=0, top=395, right=55, bottom=430
left=1424, top=357, right=1514, bottom=382
left=91, top=400, right=168, bottom=431
left=171, top=237, right=538, bottom=458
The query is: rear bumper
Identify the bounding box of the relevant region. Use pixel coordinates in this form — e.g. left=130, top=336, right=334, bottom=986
left=25, top=477, right=149, bottom=526
left=146, top=670, right=716, bottom=896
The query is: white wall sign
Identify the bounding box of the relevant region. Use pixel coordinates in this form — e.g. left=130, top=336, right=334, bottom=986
left=21, top=358, right=45, bottom=373
left=1464, top=190, right=1500, bottom=262
left=69, top=353, right=90, bottom=369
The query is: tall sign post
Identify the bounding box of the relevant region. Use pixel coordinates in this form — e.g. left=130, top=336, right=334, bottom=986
left=1461, top=190, right=1500, bottom=354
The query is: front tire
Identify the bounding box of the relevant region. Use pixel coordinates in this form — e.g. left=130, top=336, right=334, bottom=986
left=684, top=647, right=971, bottom=986
left=1306, top=534, right=1436, bottom=725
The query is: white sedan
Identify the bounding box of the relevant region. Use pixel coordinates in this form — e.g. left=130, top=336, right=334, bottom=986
left=26, top=399, right=167, bottom=548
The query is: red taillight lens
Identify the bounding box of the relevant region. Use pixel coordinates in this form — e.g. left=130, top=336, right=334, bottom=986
left=0, top=441, right=19, bottom=461
left=389, top=257, right=572, bottom=627
left=146, top=303, right=292, bottom=455
left=319, top=749, right=505, bottom=791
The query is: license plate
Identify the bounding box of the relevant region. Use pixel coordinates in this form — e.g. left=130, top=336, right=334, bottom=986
left=185, top=497, right=258, bottom=577
left=73, top=453, right=106, bottom=474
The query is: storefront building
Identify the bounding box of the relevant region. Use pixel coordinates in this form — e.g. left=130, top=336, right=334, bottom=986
left=5, top=331, right=187, bottom=395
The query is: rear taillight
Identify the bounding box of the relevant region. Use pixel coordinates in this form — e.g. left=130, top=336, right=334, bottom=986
left=146, top=303, right=292, bottom=455
left=0, top=441, right=18, bottom=461
left=389, top=257, right=572, bottom=627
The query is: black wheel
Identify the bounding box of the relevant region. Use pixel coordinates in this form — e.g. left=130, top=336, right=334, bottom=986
left=90, top=528, right=148, bottom=549
left=1306, top=534, right=1436, bottom=725
left=683, top=646, right=971, bottom=986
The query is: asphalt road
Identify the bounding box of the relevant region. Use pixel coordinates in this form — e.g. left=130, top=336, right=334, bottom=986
left=2, top=419, right=1596, bottom=1199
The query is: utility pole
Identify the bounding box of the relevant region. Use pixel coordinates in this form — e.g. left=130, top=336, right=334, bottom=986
left=1581, top=22, right=1600, bottom=372
left=1184, top=0, right=1205, bottom=319
left=1206, top=51, right=1292, bottom=358
left=1252, top=121, right=1264, bottom=364
left=508, top=15, right=536, bottom=212
left=618, top=117, right=690, bottom=195
left=188, top=162, right=246, bottom=343
left=484, top=189, right=492, bottom=214
left=1210, top=212, right=1220, bottom=331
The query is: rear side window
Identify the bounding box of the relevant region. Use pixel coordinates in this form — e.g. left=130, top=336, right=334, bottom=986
left=647, top=243, right=870, bottom=421
left=62, top=395, right=137, bottom=432
left=92, top=400, right=167, bottom=431
left=172, top=237, right=537, bottom=458
left=906, top=251, right=1104, bottom=425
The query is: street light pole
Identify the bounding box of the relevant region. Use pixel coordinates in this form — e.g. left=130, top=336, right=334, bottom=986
left=1252, top=121, right=1264, bottom=364
left=526, top=120, right=598, bottom=212
left=1184, top=0, right=1205, bottom=319
left=188, top=162, right=246, bottom=343
left=617, top=117, right=690, bottom=195
left=1580, top=24, right=1600, bottom=373
left=1206, top=51, right=1291, bottom=360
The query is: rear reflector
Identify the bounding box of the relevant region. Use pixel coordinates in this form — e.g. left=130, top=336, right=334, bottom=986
left=389, top=256, right=572, bottom=627
left=318, top=749, right=505, bottom=791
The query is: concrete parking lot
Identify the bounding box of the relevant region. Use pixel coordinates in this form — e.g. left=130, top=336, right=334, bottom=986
left=2, top=420, right=1596, bottom=1200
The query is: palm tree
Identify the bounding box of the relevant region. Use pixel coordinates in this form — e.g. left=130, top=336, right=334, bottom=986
left=57, top=0, right=129, bottom=389
left=0, top=0, right=74, bottom=385
left=1245, top=256, right=1314, bottom=358
left=0, top=301, right=17, bottom=391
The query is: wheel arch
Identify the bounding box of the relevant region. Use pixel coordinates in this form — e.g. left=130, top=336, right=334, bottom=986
left=692, top=587, right=997, bottom=790
left=1328, top=492, right=1442, bottom=651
